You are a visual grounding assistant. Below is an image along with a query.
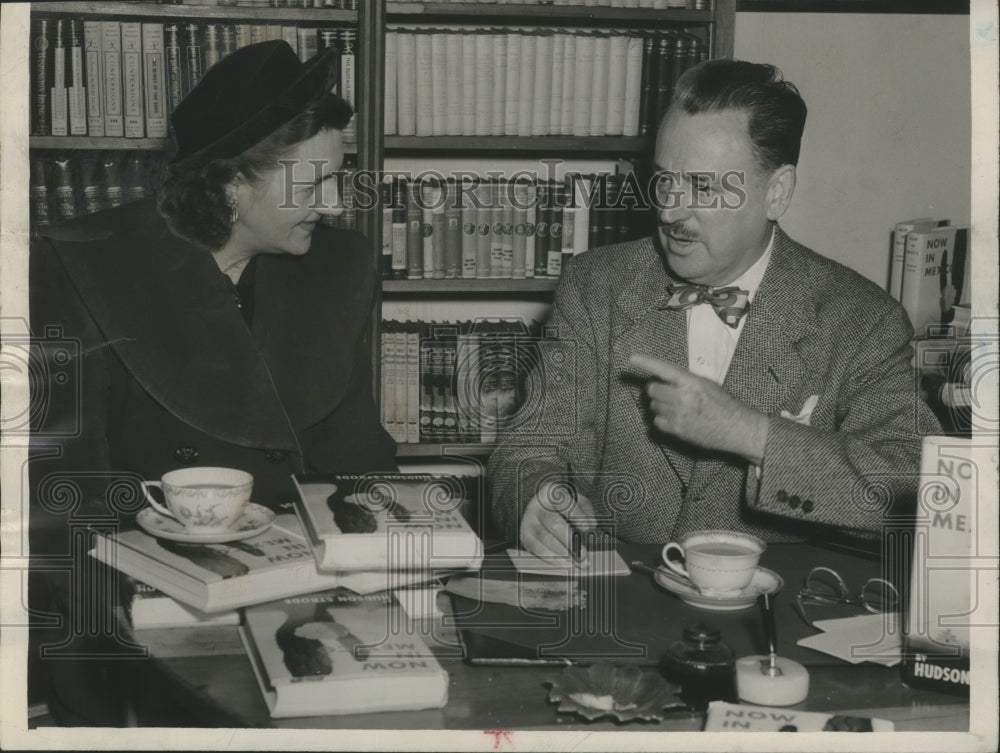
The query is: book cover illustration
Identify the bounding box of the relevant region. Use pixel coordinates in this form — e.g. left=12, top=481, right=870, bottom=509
left=704, top=701, right=894, bottom=732
left=292, top=473, right=483, bottom=572
left=240, top=589, right=448, bottom=717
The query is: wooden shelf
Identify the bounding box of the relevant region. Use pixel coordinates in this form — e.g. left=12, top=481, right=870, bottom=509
left=30, top=137, right=358, bottom=153
left=386, top=3, right=712, bottom=24
left=385, top=135, right=651, bottom=154
left=382, top=278, right=559, bottom=294
left=396, top=443, right=495, bottom=458
left=31, top=2, right=357, bottom=23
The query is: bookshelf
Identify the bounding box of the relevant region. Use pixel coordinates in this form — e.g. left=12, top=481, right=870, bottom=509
left=374, top=0, right=735, bottom=459
left=22, top=0, right=738, bottom=463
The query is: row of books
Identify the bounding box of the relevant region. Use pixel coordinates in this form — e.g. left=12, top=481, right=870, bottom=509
left=385, top=27, right=705, bottom=138
left=887, top=217, right=969, bottom=339
left=30, top=17, right=356, bottom=140
left=381, top=318, right=549, bottom=444
left=378, top=173, right=640, bottom=280
left=30, top=151, right=166, bottom=227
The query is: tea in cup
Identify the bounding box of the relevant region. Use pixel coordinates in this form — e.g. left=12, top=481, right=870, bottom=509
left=661, top=530, right=766, bottom=596
left=141, top=467, right=253, bottom=533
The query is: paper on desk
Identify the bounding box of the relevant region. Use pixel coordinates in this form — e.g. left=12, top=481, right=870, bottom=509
left=505, top=548, right=631, bottom=577
left=797, top=613, right=902, bottom=666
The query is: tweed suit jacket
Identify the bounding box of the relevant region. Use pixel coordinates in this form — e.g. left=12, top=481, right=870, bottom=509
left=487, top=225, right=940, bottom=545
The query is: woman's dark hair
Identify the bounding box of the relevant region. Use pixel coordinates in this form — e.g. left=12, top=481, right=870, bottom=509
left=157, top=93, right=353, bottom=250
left=669, top=60, right=807, bottom=173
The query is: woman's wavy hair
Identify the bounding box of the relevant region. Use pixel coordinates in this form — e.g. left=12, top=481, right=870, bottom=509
left=157, top=93, right=353, bottom=250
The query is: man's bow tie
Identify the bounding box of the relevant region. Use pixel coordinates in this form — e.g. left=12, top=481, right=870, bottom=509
left=661, top=284, right=751, bottom=328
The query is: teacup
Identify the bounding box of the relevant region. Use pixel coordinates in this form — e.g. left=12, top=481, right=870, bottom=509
left=141, top=467, right=253, bottom=533
left=661, top=530, right=766, bottom=596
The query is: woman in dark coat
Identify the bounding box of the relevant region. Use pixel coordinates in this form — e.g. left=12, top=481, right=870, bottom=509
left=28, top=41, right=395, bottom=725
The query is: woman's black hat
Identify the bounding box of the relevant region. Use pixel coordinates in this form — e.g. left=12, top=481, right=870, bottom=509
left=170, top=40, right=342, bottom=170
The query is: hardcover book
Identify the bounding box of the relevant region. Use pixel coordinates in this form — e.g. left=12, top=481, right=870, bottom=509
left=126, top=579, right=240, bottom=630
left=291, top=473, right=483, bottom=573
left=901, top=225, right=958, bottom=338
left=239, top=589, right=449, bottom=718
left=90, top=512, right=416, bottom=613
left=888, top=217, right=936, bottom=301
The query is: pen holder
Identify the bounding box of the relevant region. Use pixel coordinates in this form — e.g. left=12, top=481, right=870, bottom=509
left=735, top=655, right=809, bottom=706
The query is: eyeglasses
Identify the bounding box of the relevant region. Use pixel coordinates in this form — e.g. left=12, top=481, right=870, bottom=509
left=795, top=566, right=900, bottom=628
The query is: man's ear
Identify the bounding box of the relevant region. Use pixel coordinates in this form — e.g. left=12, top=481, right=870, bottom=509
left=765, top=164, right=796, bottom=221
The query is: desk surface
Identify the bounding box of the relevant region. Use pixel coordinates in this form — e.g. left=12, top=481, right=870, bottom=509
left=127, top=543, right=970, bottom=732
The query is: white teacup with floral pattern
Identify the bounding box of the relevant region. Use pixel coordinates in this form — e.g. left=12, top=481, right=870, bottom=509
left=141, top=467, right=253, bottom=532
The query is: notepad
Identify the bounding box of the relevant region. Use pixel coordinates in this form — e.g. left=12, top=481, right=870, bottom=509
left=797, top=613, right=902, bottom=667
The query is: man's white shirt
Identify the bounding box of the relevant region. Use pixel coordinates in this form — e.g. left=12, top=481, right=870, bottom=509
left=686, top=229, right=774, bottom=385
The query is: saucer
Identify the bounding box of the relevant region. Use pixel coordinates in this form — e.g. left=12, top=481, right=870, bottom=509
left=653, top=566, right=783, bottom=611
left=136, top=503, right=276, bottom=544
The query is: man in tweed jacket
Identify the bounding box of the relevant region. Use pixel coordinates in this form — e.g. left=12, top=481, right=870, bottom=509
left=488, top=60, right=939, bottom=558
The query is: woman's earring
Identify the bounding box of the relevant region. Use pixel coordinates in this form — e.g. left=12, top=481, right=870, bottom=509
left=228, top=197, right=240, bottom=225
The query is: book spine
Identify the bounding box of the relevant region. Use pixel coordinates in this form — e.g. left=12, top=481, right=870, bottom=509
left=234, top=24, right=252, bottom=50
left=503, top=31, right=521, bottom=137
left=391, top=180, right=407, bottom=279
left=475, top=181, right=493, bottom=279
left=51, top=156, right=77, bottom=223
left=442, top=334, right=459, bottom=441
left=50, top=19, right=68, bottom=137
left=490, top=184, right=505, bottom=279
left=588, top=32, right=610, bottom=137
left=531, top=30, right=552, bottom=136
left=83, top=21, right=104, bottom=137
left=444, top=192, right=462, bottom=279
left=384, top=30, right=397, bottom=135
left=203, top=24, right=222, bottom=72
left=184, top=23, right=204, bottom=97
left=440, top=32, right=461, bottom=137
left=605, top=34, right=629, bottom=136
left=562, top=179, right=576, bottom=268
left=397, top=30, right=416, bottom=136
left=380, top=322, right=394, bottom=437
left=572, top=32, right=594, bottom=138
left=461, top=33, right=477, bottom=136
left=534, top=182, right=550, bottom=276
left=101, top=153, right=124, bottom=208
left=394, top=328, right=409, bottom=442
left=142, top=24, right=168, bottom=138
left=296, top=26, right=317, bottom=63
left=559, top=32, right=576, bottom=136
left=639, top=35, right=657, bottom=136
left=415, top=31, right=433, bottom=137
left=220, top=24, right=236, bottom=60
left=31, top=19, right=51, bottom=136
left=406, top=180, right=423, bottom=278
left=430, top=30, right=448, bottom=136
left=524, top=197, right=536, bottom=277
left=164, top=25, right=184, bottom=113
left=381, top=181, right=393, bottom=279
left=406, top=325, right=421, bottom=443
left=340, top=29, right=357, bottom=141
left=282, top=25, right=298, bottom=54
left=516, top=31, right=536, bottom=137
left=100, top=22, right=124, bottom=138
left=419, top=325, right=433, bottom=441
left=474, top=32, right=494, bottom=137
left=491, top=31, right=507, bottom=136
left=572, top=174, right=592, bottom=255
left=68, top=19, right=87, bottom=136
left=549, top=33, right=565, bottom=136
left=420, top=182, right=436, bottom=278
left=461, top=184, right=478, bottom=279
left=547, top=181, right=564, bottom=276
left=30, top=158, right=51, bottom=228
left=121, top=22, right=144, bottom=138
left=512, top=181, right=530, bottom=278
left=622, top=35, right=643, bottom=137
left=432, top=204, right=446, bottom=280
left=500, top=186, right=514, bottom=278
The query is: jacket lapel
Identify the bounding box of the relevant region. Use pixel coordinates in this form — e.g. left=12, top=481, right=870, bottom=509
left=685, top=225, right=819, bottom=500
left=610, top=238, right=695, bottom=490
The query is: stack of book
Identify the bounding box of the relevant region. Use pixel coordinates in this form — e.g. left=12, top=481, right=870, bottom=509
left=384, top=27, right=705, bottom=138
left=30, top=151, right=165, bottom=227
left=379, top=173, right=640, bottom=280
left=30, top=16, right=356, bottom=139
left=381, top=317, right=565, bottom=445
left=886, top=217, right=969, bottom=339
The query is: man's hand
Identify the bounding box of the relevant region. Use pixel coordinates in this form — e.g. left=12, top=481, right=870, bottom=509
left=520, top=481, right=596, bottom=566
left=629, top=353, right=769, bottom=465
